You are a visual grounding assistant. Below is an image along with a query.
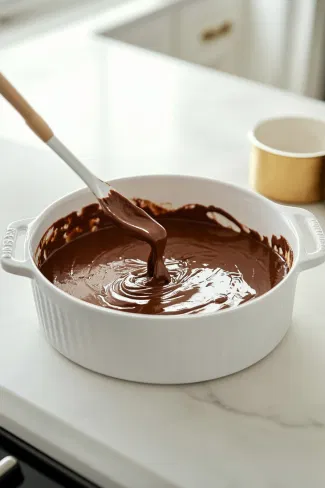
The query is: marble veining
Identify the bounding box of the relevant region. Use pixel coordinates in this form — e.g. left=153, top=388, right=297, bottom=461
left=183, top=385, right=325, bottom=429
left=182, top=320, right=325, bottom=433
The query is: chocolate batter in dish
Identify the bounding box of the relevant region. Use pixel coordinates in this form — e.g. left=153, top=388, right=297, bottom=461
left=38, top=200, right=292, bottom=316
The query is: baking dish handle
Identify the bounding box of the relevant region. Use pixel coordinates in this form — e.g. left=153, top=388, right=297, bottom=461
left=1, top=218, right=35, bottom=278
left=282, top=206, right=325, bottom=271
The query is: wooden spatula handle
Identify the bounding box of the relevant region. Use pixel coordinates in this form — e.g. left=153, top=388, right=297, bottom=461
left=0, top=72, right=54, bottom=142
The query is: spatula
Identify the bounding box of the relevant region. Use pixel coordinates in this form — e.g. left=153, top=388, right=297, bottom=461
left=0, top=72, right=170, bottom=282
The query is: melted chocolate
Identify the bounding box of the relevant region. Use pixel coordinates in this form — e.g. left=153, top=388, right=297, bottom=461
left=100, top=190, right=169, bottom=283
left=38, top=201, right=292, bottom=316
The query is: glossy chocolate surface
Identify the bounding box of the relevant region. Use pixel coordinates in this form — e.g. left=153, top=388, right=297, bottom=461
left=38, top=200, right=292, bottom=316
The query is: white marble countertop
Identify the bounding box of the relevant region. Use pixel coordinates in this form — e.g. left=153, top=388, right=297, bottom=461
left=1, top=24, right=325, bottom=488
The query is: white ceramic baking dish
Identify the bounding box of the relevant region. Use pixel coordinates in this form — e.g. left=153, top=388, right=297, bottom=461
left=2, top=175, right=325, bottom=384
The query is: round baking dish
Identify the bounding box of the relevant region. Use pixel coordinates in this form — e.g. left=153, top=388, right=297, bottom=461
left=2, top=175, right=325, bottom=384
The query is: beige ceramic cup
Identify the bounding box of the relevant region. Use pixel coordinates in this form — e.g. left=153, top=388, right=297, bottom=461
left=249, top=116, right=325, bottom=203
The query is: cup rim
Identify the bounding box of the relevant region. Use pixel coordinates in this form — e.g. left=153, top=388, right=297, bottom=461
left=249, top=115, right=325, bottom=158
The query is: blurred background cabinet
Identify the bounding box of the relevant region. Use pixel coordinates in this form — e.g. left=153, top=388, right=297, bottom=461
left=1, top=0, right=325, bottom=99
left=97, top=0, right=325, bottom=99
left=99, top=0, right=245, bottom=76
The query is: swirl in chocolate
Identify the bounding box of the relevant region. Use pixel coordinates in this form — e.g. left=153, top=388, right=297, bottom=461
left=38, top=201, right=291, bottom=316
left=100, top=189, right=170, bottom=283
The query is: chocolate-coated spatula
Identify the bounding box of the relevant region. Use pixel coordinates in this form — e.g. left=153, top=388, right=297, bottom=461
left=0, top=72, right=169, bottom=281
